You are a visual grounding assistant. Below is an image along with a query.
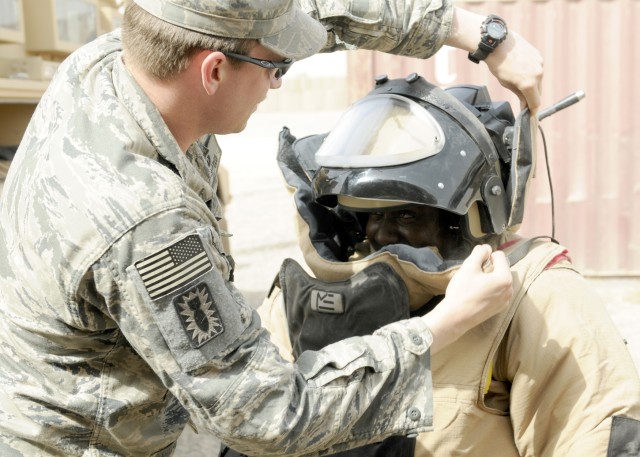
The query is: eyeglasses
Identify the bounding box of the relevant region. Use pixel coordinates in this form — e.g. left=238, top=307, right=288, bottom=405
left=222, top=51, right=294, bottom=80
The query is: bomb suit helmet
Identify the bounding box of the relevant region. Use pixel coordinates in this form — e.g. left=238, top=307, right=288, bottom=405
left=312, top=74, right=535, bottom=241
left=276, top=74, right=535, bottom=307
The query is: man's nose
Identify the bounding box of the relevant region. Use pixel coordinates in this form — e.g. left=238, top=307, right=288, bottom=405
left=270, top=72, right=283, bottom=89
left=373, top=218, right=400, bottom=246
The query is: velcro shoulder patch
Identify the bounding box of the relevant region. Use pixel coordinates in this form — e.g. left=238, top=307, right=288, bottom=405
left=608, top=416, right=640, bottom=456
left=173, top=282, right=224, bottom=348
left=128, top=230, right=255, bottom=372
left=135, top=233, right=213, bottom=300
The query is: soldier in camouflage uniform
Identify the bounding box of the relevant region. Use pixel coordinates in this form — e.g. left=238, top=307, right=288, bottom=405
left=0, top=0, right=545, bottom=455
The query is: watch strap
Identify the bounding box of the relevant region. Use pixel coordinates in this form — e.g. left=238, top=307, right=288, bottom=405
left=468, top=43, right=492, bottom=64
left=468, top=15, right=508, bottom=64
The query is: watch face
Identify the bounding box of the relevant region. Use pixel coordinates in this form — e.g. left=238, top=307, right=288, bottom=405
left=487, top=22, right=506, bottom=40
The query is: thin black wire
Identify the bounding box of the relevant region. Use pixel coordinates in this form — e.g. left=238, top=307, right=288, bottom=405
left=537, top=124, right=555, bottom=239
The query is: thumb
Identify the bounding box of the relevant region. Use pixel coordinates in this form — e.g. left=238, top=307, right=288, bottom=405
left=490, top=250, right=511, bottom=275
left=459, top=244, right=493, bottom=273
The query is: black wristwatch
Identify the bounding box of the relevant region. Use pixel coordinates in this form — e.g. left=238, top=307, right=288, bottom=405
left=468, top=14, right=508, bottom=64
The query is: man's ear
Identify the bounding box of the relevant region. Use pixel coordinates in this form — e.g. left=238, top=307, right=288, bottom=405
left=200, top=50, right=226, bottom=96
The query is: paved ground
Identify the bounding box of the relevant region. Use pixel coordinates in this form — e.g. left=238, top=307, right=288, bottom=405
left=174, top=109, right=640, bottom=456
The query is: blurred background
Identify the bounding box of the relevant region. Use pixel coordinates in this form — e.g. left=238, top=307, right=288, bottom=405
left=0, top=0, right=638, bottom=455
left=2, top=0, right=638, bottom=273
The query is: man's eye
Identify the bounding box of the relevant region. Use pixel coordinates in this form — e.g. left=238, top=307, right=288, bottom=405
left=398, top=211, right=417, bottom=221
left=369, top=212, right=384, bottom=220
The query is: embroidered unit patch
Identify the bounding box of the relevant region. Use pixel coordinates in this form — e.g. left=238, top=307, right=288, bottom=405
left=135, top=234, right=213, bottom=300
left=173, top=282, right=224, bottom=347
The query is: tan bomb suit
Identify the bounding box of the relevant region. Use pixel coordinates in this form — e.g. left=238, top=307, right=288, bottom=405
left=258, top=237, right=640, bottom=456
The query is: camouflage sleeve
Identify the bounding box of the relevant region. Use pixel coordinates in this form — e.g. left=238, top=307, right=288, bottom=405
left=96, top=207, right=434, bottom=456
left=299, top=0, right=454, bottom=58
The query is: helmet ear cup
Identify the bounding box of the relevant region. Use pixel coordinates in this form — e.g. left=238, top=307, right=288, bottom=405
left=462, top=201, right=499, bottom=241
left=464, top=202, right=486, bottom=240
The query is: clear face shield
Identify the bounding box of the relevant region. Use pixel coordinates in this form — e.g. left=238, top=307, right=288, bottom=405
left=315, top=94, right=446, bottom=168
left=312, top=88, right=508, bottom=233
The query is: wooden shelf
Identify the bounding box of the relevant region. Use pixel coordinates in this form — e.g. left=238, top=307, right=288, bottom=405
left=0, top=78, right=48, bottom=103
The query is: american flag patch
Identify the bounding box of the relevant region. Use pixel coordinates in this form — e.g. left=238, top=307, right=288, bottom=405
left=135, top=234, right=213, bottom=300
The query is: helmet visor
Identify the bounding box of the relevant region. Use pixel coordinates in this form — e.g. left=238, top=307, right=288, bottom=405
left=315, top=94, right=446, bottom=168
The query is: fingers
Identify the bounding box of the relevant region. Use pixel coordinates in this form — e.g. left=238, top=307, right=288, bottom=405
left=460, top=244, right=492, bottom=273
left=485, top=31, right=544, bottom=112
left=520, top=85, right=541, bottom=113
left=517, top=74, right=543, bottom=112
left=458, top=245, right=510, bottom=277
left=490, top=250, right=511, bottom=275
left=488, top=251, right=514, bottom=299
left=455, top=245, right=513, bottom=303
left=423, top=245, right=513, bottom=353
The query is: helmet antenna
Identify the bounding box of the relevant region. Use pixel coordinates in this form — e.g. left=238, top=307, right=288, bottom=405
left=537, top=91, right=586, bottom=238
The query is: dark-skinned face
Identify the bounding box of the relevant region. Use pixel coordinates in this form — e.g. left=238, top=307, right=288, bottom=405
left=365, top=205, right=470, bottom=259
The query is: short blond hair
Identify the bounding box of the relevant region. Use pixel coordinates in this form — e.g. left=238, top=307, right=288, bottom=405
left=122, top=2, right=254, bottom=80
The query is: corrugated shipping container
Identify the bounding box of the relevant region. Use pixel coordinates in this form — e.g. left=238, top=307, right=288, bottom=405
left=346, top=0, right=640, bottom=276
